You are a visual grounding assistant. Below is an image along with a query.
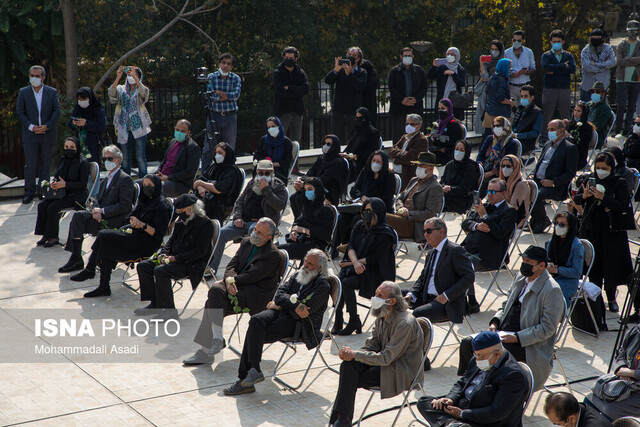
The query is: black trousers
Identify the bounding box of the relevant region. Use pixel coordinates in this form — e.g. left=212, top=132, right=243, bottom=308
left=330, top=360, right=381, bottom=424
left=65, top=210, right=100, bottom=247
left=417, top=396, right=472, bottom=427
left=412, top=295, right=450, bottom=324
left=333, top=212, right=360, bottom=248
left=193, top=281, right=244, bottom=348
left=277, top=239, right=324, bottom=261
left=238, top=309, right=297, bottom=379
left=336, top=273, right=366, bottom=318
left=35, top=197, right=77, bottom=239
left=137, top=259, right=190, bottom=309
left=458, top=335, right=526, bottom=375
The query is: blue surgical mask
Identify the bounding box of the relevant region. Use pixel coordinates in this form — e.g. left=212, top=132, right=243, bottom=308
left=520, top=98, right=530, bottom=107
left=305, top=190, right=315, bottom=201
left=591, top=93, right=602, bottom=103
left=552, top=42, right=562, bottom=52
left=174, top=130, right=187, bottom=142
left=548, top=130, right=558, bottom=141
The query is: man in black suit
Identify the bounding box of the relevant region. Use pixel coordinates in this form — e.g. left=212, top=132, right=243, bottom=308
left=59, top=145, right=135, bottom=273
left=461, top=178, right=517, bottom=311
left=405, top=217, right=475, bottom=325
left=153, top=119, right=201, bottom=197
left=529, top=119, right=578, bottom=233
left=16, top=65, right=61, bottom=204
left=134, top=194, right=214, bottom=319
left=544, top=392, right=612, bottom=427
left=222, top=249, right=331, bottom=395
left=417, top=331, right=528, bottom=427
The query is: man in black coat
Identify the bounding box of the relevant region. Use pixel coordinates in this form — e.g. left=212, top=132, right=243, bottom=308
left=59, top=145, right=135, bottom=273
left=273, top=46, right=309, bottom=143
left=417, top=331, right=528, bottom=427
left=544, top=392, right=611, bottom=427
left=405, top=218, right=475, bottom=324
left=512, top=84, right=543, bottom=155
left=223, top=249, right=331, bottom=395
left=528, top=119, right=578, bottom=233
left=183, top=217, right=282, bottom=365
left=134, top=194, right=214, bottom=317
left=388, top=47, right=428, bottom=143
left=154, top=119, right=201, bottom=197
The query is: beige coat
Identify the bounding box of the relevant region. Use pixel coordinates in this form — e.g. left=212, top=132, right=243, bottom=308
left=394, top=175, right=444, bottom=241
left=354, top=310, right=424, bottom=399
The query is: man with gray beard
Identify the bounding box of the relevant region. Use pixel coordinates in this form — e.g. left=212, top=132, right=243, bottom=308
left=223, top=249, right=331, bottom=395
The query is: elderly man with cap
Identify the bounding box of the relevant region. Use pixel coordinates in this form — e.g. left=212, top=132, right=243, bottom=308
left=457, top=245, right=564, bottom=391
left=587, top=81, right=613, bottom=148
left=417, top=330, right=528, bottom=427
left=133, top=194, right=213, bottom=319
left=580, top=28, right=616, bottom=103
left=208, top=159, right=288, bottom=274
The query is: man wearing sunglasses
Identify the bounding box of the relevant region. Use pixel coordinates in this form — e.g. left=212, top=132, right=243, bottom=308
left=58, top=145, right=135, bottom=273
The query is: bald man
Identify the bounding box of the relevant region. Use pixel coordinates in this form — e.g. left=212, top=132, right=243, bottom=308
left=154, top=119, right=201, bottom=197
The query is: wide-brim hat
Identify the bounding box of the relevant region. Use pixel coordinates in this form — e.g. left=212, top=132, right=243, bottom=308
left=589, top=81, right=606, bottom=93
left=410, top=151, right=438, bottom=166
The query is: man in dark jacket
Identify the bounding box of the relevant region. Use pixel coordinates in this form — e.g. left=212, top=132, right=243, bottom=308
left=134, top=194, right=213, bottom=317
left=154, top=119, right=201, bottom=197
left=417, top=331, right=528, bottom=427
left=223, top=249, right=331, bottom=395
left=512, top=84, right=543, bottom=155
left=388, top=47, right=428, bottom=143
left=59, top=145, right=135, bottom=273
left=541, top=29, right=576, bottom=129
left=273, top=46, right=309, bottom=143
left=544, top=392, right=611, bottom=427
left=325, top=51, right=368, bottom=144
left=183, top=217, right=282, bottom=365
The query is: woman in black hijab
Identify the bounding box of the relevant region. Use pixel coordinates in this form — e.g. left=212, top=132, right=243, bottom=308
left=69, top=174, right=172, bottom=298
left=333, top=197, right=396, bottom=335
left=291, top=134, right=349, bottom=217
left=545, top=211, right=584, bottom=304
left=440, top=139, right=479, bottom=214
left=341, top=107, right=380, bottom=182
left=278, top=177, right=334, bottom=260
left=68, top=87, right=107, bottom=161
left=566, top=101, right=595, bottom=170
left=193, top=142, right=243, bottom=222
left=605, top=146, right=638, bottom=198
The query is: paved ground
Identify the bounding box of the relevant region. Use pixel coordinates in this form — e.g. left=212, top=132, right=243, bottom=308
left=0, top=159, right=637, bottom=426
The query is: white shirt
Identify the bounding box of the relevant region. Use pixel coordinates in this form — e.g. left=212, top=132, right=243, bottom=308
left=426, top=238, right=448, bottom=296
left=504, top=46, right=536, bottom=85
left=519, top=276, right=538, bottom=303
left=29, top=85, right=44, bottom=130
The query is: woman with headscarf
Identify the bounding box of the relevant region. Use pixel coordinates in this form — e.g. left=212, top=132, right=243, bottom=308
left=566, top=101, right=596, bottom=170
left=428, top=98, right=464, bottom=165
left=68, top=87, right=107, bottom=161
left=333, top=197, right=396, bottom=335
left=483, top=58, right=515, bottom=138
left=193, top=142, right=243, bottom=222
left=545, top=211, right=584, bottom=304
left=291, top=134, right=349, bottom=217
left=475, top=40, right=505, bottom=134
left=69, top=174, right=172, bottom=298
left=341, top=107, right=380, bottom=182
left=428, top=47, right=467, bottom=120
left=441, top=139, right=479, bottom=214
left=108, top=65, right=152, bottom=177
left=498, top=154, right=531, bottom=227
left=253, top=116, right=293, bottom=183
left=575, top=152, right=633, bottom=313
left=278, top=178, right=334, bottom=260
left=35, top=136, right=89, bottom=247
left=476, top=116, right=519, bottom=195
left=332, top=151, right=396, bottom=253
left=605, top=146, right=638, bottom=198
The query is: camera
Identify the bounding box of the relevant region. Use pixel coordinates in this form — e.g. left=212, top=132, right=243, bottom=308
left=123, top=66, right=131, bottom=73
left=339, top=57, right=355, bottom=66
left=197, top=67, right=209, bottom=86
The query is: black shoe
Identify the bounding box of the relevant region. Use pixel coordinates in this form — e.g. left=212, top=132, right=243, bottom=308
left=467, top=302, right=480, bottom=315
left=336, top=316, right=362, bottom=336
left=70, top=269, right=95, bottom=282
left=626, top=312, right=640, bottom=324
left=58, top=258, right=84, bottom=273
left=83, top=286, right=111, bottom=298
left=331, top=312, right=345, bottom=335
left=424, top=357, right=431, bottom=371
left=36, top=237, right=47, bottom=246
left=22, top=195, right=34, bottom=204
left=609, top=301, right=620, bottom=313
left=531, top=217, right=552, bottom=234
left=43, top=239, right=60, bottom=248
left=133, top=303, right=157, bottom=315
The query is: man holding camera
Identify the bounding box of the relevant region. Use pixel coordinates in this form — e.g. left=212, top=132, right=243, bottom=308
left=324, top=52, right=368, bottom=145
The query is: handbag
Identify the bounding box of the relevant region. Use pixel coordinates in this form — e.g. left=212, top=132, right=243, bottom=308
left=608, top=204, right=636, bottom=232
left=337, top=203, right=363, bottom=215
left=42, top=184, right=66, bottom=200
left=592, top=373, right=634, bottom=402
left=448, top=90, right=473, bottom=109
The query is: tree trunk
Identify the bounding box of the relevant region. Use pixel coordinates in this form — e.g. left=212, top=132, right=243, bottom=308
left=60, top=0, right=78, bottom=98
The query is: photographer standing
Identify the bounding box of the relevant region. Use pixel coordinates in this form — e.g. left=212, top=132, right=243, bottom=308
left=325, top=50, right=368, bottom=145
left=203, top=53, right=242, bottom=168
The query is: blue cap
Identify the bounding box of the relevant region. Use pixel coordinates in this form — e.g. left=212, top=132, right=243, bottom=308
left=472, top=331, right=501, bottom=351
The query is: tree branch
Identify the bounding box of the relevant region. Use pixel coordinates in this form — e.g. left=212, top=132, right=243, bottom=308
left=179, top=17, right=219, bottom=53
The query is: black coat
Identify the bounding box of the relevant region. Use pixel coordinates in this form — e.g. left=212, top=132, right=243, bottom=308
left=409, top=240, right=475, bottom=323
left=448, top=351, right=528, bottom=427
left=462, top=201, right=517, bottom=270
left=294, top=204, right=335, bottom=248
left=441, top=158, right=479, bottom=214
left=428, top=64, right=466, bottom=109
left=273, top=62, right=309, bottom=115
left=577, top=403, right=613, bottom=427
left=197, top=144, right=243, bottom=222
left=566, top=120, right=594, bottom=170
left=274, top=274, right=330, bottom=349
left=53, top=154, right=90, bottom=205
left=344, top=108, right=379, bottom=180
left=429, top=119, right=463, bottom=165
left=306, top=135, right=350, bottom=205
left=351, top=168, right=396, bottom=213
left=254, top=135, right=293, bottom=183
left=156, top=137, right=201, bottom=189
left=624, top=133, right=640, bottom=171
left=161, top=214, right=214, bottom=289
left=388, top=63, right=427, bottom=115
left=96, top=168, right=135, bottom=228
left=67, top=104, right=107, bottom=160
left=324, top=67, right=368, bottom=115
left=532, top=138, right=579, bottom=199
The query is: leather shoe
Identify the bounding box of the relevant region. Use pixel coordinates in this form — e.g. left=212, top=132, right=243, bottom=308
left=83, top=286, right=110, bottom=298
left=609, top=301, right=620, bottom=313
left=133, top=303, right=157, bottom=316
left=467, top=302, right=480, bottom=315
left=22, top=195, right=34, bottom=204
left=424, top=357, right=431, bottom=371
left=58, top=258, right=84, bottom=273
left=36, top=237, right=47, bottom=246
left=183, top=349, right=215, bottom=365
left=70, top=269, right=95, bottom=282
left=43, top=239, right=60, bottom=248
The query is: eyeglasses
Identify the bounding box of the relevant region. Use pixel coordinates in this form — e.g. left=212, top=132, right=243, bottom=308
left=103, top=156, right=115, bottom=162
left=487, top=190, right=500, bottom=195
left=363, top=209, right=374, bottom=214
left=423, top=227, right=441, bottom=234
left=405, top=122, right=419, bottom=126
left=257, top=172, right=271, bottom=176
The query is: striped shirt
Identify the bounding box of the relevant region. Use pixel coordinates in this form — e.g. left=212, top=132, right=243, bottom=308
left=207, top=71, right=242, bottom=112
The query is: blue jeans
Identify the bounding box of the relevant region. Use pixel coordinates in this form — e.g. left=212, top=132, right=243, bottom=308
left=120, top=132, right=148, bottom=177
left=209, top=220, right=257, bottom=272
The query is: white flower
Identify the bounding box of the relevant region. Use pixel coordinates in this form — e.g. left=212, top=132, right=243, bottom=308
left=253, top=159, right=258, bottom=166
left=432, top=121, right=438, bottom=127
left=163, top=257, right=170, bottom=264
left=290, top=293, right=298, bottom=304
left=124, top=228, right=133, bottom=234
left=576, top=121, right=583, bottom=127
left=227, top=277, right=235, bottom=285
left=40, top=180, right=49, bottom=187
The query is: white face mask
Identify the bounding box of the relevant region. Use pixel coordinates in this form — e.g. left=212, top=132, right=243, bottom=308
left=30, top=77, right=42, bottom=87
left=595, top=168, right=610, bottom=179
left=634, top=124, right=640, bottom=135
left=370, top=296, right=388, bottom=310
left=267, top=127, right=280, bottom=137
left=405, top=124, right=417, bottom=135
left=476, top=357, right=492, bottom=371
left=415, top=167, right=428, bottom=179
left=322, top=144, right=331, bottom=154
left=78, top=100, right=90, bottom=109
left=490, top=49, right=500, bottom=57
left=261, top=175, right=272, bottom=184
left=104, top=160, right=117, bottom=171
left=493, top=126, right=503, bottom=136
left=126, top=75, right=136, bottom=85
left=371, top=162, right=382, bottom=173
left=402, top=56, right=413, bottom=66
left=214, top=153, right=225, bottom=164
left=218, top=67, right=229, bottom=76
left=454, top=150, right=465, bottom=161
left=502, top=167, right=513, bottom=177
left=446, top=54, right=456, bottom=63
left=554, top=224, right=568, bottom=237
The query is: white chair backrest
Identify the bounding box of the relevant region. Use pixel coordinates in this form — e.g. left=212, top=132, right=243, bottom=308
left=206, top=219, right=222, bottom=268
left=475, top=161, right=484, bottom=192
left=132, top=182, right=141, bottom=207
left=327, top=274, right=342, bottom=307
left=437, top=195, right=445, bottom=218
left=580, top=239, right=595, bottom=280
left=607, top=111, right=616, bottom=138
left=461, top=123, right=468, bottom=139
left=518, top=362, right=535, bottom=412
left=289, top=141, right=300, bottom=179
left=526, top=179, right=538, bottom=208
left=514, top=139, right=523, bottom=159
left=416, top=317, right=434, bottom=355
left=278, top=249, right=290, bottom=283
left=88, top=162, right=99, bottom=192
left=394, top=173, right=402, bottom=197
left=379, top=136, right=383, bottom=150
left=329, top=204, right=339, bottom=245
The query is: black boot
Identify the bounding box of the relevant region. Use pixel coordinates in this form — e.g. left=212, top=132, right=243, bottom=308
left=83, top=262, right=111, bottom=298
left=59, top=240, right=84, bottom=273
left=336, top=315, right=362, bottom=336
left=331, top=310, right=344, bottom=335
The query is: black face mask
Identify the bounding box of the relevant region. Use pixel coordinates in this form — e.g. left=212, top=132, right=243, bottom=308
left=438, top=110, right=449, bottom=120
left=520, top=262, right=535, bottom=277
left=178, top=211, right=189, bottom=221
left=355, top=117, right=366, bottom=127
left=64, top=149, right=77, bottom=158
left=362, top=211, right=377, bottom=229
left=283, top=58, right=295, bottom=68
left=143, top=186, right=155, bottom=198
left=590, top=38, right=603, bottom=47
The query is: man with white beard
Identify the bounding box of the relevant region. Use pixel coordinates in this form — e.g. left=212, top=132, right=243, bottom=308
left=222, top=249, right=331, bottom=395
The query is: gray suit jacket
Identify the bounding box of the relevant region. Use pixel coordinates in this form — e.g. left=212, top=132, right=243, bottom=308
left=492, top=270, right=564, bottom=391
left=16, top=84, right=60, bottom=144
left=96, top=169, right=135, bottom=229
left=395, top=175, right=444, bottom=241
